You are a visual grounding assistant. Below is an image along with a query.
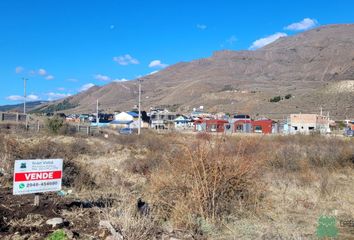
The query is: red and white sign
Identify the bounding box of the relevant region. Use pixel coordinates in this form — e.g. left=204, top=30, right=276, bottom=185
left=13, top=159, right=63, bottom=195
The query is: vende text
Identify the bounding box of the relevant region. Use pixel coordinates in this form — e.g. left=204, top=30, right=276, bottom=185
left=15, top=171, right=62, bottom=182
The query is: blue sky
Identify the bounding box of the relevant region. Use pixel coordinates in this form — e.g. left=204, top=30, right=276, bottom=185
left=1, top=0, right=354, bottom=105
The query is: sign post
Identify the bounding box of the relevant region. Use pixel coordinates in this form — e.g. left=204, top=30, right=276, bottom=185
left=34, top=194, right=40, bottom=206
left=13, top=159, right=63, bottom=205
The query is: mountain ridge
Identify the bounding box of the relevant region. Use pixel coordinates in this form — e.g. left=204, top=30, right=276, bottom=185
left=36, top=24, right=354, bottom=119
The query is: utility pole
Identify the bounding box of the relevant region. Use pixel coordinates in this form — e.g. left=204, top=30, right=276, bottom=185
left=23, top=78, right=28, bottom=130
left=138, top=79, right=143, bottom=135
left=96, top=99, right=99, bottom=126
left=23, top=78, right=27, bottom=114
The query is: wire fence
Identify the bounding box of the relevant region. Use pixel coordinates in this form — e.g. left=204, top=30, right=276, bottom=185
left=0, top=112, right=27, bottom=123
left=0, top=112, right=100, bottom=136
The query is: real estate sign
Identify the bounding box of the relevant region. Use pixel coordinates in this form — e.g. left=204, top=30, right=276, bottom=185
left=13, top=159, right=63, bottom=195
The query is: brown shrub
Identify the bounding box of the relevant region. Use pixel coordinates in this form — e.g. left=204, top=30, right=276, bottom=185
left=124, top=152, right=165, bottom=176
left=269, top=135, right=354, bottom=171
left=101, top=201, right=161, bottom=240
left=146, top=136, right=265, bottom=232
left=122, top=132, right=179, bottom=175
left=58, top=123, right=77, bottom=135
left=196, top=132, right=212, bottom=141
left=111, top=134, right=139, bottom=147
left=0, top=135, right=96, bottom=189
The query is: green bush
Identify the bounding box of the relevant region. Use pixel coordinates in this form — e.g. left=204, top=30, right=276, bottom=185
left=46, top=116, right=64, bottom=134
left=46, top=230, right=68, bottom=240
left=270, top=96, right=281, bottom=102
left=221, top=84, right=233, bottom=91
left=285, top=94, right=292, bottom=99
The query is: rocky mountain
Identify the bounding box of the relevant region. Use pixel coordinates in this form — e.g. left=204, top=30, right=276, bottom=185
left=37, top=24, right=354, bottom=119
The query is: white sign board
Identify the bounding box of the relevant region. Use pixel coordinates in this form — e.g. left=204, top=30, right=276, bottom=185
left=13, top=159, right=63, bottom=195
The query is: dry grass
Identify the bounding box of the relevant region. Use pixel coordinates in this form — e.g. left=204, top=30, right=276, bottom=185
left=144, top=136, right=266, bottom=234
left=0, top=133, right=99, bottom=189
left=1, top=131, right=353, bottom=239
left=266, top=135, right=354, bottom=187
left=100, top=203, right=161, bottom=240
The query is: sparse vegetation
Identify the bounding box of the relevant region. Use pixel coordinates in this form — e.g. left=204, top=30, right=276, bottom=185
left=146, top=136, right=265, bottom=231
left=0, top=131, right=353, bottom=239
left=46, top=116, right=64, bottom=134
left=270, top=94, right=292, bottom=102
left=221, top=84, right=234, bottom=92
left=46, top=230, right=68, bottom=240
left=36, top=99, right=78, bottom=114
left=155, top=104, right=181, bottom=112
left=284, top=93, right=292, bottom=99
left=269, top=96, right=281, bottom=102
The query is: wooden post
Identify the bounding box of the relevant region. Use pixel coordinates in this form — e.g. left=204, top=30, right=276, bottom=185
left=34, top=194, right=39, bottom=206
left=16, top=113, right=19, bottom=122
left=37, top=121, right=40, bottom=132
left=87, top=126, right=90, bottom=135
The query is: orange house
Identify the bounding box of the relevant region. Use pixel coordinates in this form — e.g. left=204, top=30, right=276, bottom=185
left=194, top=119, right=228, bottom=133
left=252, top=119, right=273, bottom=134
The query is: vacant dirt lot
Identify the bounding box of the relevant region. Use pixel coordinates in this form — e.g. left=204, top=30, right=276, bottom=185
left=0, top=131, right=353, bottom=239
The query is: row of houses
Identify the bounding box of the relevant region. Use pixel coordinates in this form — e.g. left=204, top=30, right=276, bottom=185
left=193, top=114, right=333, bottom=134
left=109, top=110, right=335, bottom=135
left=60, top=106, right=351, bottom=135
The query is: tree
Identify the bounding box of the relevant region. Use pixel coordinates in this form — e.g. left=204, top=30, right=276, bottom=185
left=46, top=116, right=64, bottom=134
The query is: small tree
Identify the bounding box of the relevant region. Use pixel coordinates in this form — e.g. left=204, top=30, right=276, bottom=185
left=46, top=116, right=64, bottom=134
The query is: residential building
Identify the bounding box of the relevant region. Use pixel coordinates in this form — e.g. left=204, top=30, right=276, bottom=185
left=150, top=112, right=177, bottom=130
left=194, top=119, right=228, bottom=133
left=110, top=112, right=134, bottom=129
left=226, top=114, right=252, bottom=133
left=252, top=119, right=273, bottom=134
left=289, top=114, right=330, bottom=134
left=174, top=115, right=193, bottom=130
left=233, top=119, right=252, bottom=133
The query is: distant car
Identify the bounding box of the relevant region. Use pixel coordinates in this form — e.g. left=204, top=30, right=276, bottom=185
left=119, top=128, right=134, bottom=135
left=344, top=128, right=354, bottom=137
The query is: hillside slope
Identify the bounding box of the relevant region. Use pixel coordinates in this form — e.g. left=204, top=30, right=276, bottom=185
left=0, top=101, right=47, bottom=113
left=37, top=24, right=354, bottom=119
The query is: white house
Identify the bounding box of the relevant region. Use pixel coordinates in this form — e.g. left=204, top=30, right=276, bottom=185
left=289, top=114, right=330, bottom=134
left=174, top=115, right=193, bottom=130
left=110, top=112, right=134, bottom=129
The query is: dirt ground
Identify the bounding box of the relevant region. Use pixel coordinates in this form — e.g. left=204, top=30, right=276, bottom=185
left=0, top=187, right=113, bottom=239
